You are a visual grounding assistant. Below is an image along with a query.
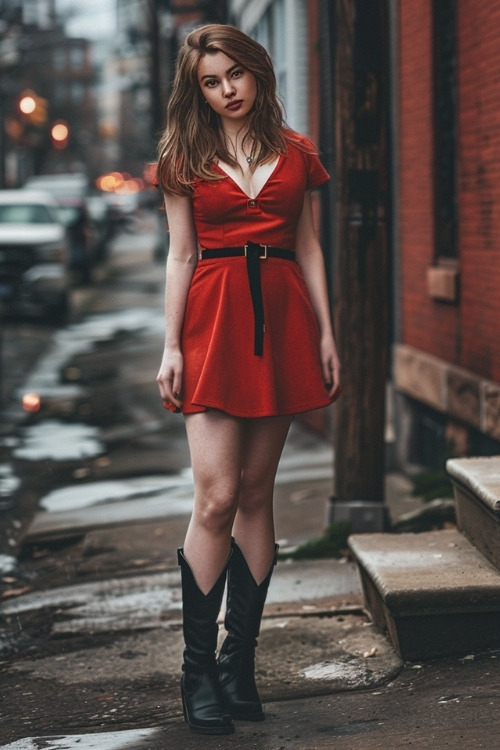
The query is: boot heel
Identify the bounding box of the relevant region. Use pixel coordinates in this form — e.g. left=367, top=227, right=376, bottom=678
left=181, top=673, right=234, bottom=735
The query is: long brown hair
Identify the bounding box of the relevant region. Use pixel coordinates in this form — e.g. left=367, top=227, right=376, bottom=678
left=156, top=24, right=294, bottom=195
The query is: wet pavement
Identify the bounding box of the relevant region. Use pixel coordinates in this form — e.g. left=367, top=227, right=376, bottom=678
left=1, top=212, right=500, bottom=749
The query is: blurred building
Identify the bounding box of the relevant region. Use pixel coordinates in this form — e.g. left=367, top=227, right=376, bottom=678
left=0, top=0, right=98, bottom=185
left=114, top=0, right=158, bottom=176
left=111, top=0, right=227, bottom=176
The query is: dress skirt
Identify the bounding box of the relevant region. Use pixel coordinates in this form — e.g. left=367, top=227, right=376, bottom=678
left=179, top=255, right=333, bottom=417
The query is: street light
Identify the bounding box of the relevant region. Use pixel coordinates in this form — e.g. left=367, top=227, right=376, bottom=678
left=19, top=93, right=37, bottom=115
left=18, top=90, right=48, bottom=126
left=51, top=120, right=69, bottom=149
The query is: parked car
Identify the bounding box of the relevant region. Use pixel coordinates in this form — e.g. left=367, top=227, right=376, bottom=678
left=0, top=189, right=70, bottom=320
left=23, top=174, right=96, bottom=283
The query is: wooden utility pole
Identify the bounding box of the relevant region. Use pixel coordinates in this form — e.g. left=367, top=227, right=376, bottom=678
left=321, top=0, right=391, bottom=529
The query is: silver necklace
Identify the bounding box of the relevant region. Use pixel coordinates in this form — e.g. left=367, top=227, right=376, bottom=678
left=226, top=135, right=255, bottom=166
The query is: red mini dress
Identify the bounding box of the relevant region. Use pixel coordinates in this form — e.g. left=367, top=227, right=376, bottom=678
left=178, top=132, right=333, bottom=417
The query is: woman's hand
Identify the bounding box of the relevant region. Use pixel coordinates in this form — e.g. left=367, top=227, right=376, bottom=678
left=320, top=333, right=342, bottom=401
left=157, top=346, right=184, bottom=412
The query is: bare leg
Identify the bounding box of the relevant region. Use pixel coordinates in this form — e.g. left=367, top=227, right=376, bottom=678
left=183, top=411, right=243, bottom=594
left=183, top=411, right=292, bottom=591
left=232, top=415, right=293, bottom=583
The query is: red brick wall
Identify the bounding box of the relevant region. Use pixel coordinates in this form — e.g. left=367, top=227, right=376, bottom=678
left=399, top=0, right=500, bottom=382
left=457, top=1, right=500, bottom=380
left=398, top=0, right=460, bottom=364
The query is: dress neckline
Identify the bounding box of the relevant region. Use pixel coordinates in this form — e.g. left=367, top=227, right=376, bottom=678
left=213, top=155, right=282, bottom=200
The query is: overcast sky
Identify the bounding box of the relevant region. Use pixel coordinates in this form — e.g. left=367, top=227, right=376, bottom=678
left=55, top=0, right=116, bottom=41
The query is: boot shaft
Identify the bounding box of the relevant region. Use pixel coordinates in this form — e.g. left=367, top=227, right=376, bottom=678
left=178, top=548, right=229, bottom=669
left=223, top=541, right=278, bottom=647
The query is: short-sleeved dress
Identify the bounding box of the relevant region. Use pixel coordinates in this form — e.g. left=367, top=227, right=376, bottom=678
left=175, top=132, right=333, bottom=417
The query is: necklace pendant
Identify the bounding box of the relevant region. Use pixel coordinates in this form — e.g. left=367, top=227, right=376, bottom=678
left=246, top=156, right=253, bottom=164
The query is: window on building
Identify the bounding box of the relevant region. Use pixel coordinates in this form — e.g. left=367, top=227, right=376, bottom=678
left=53, top=82, right=67, bottom=105
left=432, top=0, right=457, bottom=259
left=53, top=48, right=66, bottom=71
left=252, top=0, right=307, bottom=133
left=70, top=46, right=86, bottom=70
left=71, top=82, right=85, bottom=105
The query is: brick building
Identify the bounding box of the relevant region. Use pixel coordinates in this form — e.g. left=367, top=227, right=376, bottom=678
left=393, top=0, right=500, bottom=466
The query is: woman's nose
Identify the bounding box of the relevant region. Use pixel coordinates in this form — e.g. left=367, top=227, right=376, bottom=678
left=222, top=79, right=235, bottom=97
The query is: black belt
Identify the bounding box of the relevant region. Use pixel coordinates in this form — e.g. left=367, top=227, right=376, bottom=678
left=200, top=242, right=296, bottom=356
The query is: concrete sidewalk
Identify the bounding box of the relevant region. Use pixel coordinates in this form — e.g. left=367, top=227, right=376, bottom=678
left=1, top=554, right=499, bottom=749
left=1, top=458, right=499, bottom=748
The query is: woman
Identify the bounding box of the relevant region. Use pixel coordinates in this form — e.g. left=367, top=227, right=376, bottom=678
left=156, top=24, right=341, bottom=735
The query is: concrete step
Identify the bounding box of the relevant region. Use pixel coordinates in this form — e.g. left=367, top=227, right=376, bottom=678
left=447, top=456, right=500, bottom=570
left=348, top=529, right=500, bottom=660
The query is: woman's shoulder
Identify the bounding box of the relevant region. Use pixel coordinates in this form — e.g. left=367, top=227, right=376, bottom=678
left=282, top=129, right=330, bottom=187
left=283, top=129, right=320, bottom=154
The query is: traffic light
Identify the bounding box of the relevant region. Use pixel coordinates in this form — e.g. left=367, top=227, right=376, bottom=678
left=51, top=121, right=69, bottom=149
left=18, top=91, right=48, bottom=126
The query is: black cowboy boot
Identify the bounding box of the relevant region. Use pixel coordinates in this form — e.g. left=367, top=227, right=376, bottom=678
left=218, top=540, right=278, bottom=721
left=177, top=548, right=234, bottom=735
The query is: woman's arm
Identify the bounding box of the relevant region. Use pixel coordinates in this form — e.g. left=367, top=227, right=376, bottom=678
left=294, top=191, right=342, bottom=398
left=157, top=192, right=198, bottom=410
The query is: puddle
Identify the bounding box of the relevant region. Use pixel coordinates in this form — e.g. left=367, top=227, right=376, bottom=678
left=34, top=447, right=328, bottom=512
left=17, top=309, right=164, bottom=404
left=0, top=436, right=19, bottom=449
left=1, top=562, right=360, bottom=639
left=302, top=656, right=393, bottom=690
left=0, top=464, right=21, bottom=508
left=0, top=554, right=18, bottom=574
left=9, top=309, right=166, bottom=462
left=0, top=728, right=159, bottom=750
left=39, top=471, right=193, bottom=512
left=303, top=659, right=362, bottom=681
left=1, top=571, right=182, bottom=634
left=13, top=421, right=104, bottom=462
left=22, top=444, right=332, bottom=544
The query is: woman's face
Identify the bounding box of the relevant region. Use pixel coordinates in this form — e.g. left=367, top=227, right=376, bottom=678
left=197, top=51, right=257, bottom=125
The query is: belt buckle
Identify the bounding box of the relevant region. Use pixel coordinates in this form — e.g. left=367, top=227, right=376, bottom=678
left=244, top=243, right=268, bottom=259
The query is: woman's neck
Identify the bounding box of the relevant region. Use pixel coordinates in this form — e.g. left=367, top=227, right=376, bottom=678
left=222, top=126, right=255, bottom=167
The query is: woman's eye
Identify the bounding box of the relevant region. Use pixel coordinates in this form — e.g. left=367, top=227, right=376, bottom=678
left=232, top=69, right=243, bottom=78
left=205, top=79, right=217, bottom=88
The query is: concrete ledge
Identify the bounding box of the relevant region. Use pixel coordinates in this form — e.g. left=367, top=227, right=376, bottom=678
left=393, top=343, right=500, bottom=439
left=348, top=530, right=500, bottom=660
left=447, top=456, right=500, bottom=569
left=446, top=457, right=500, bottom=513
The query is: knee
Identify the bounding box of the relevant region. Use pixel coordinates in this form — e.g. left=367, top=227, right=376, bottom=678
left=194, top=483, right=238, bottom=534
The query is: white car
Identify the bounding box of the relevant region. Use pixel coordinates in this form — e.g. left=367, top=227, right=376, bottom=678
left=0, top=189, right=70, bottom=319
